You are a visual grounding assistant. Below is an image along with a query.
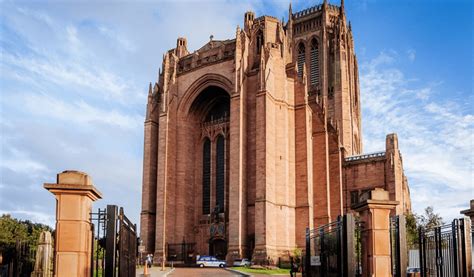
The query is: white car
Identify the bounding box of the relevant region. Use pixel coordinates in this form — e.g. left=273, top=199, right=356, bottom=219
left=233, top=258, right=251, bottom=267
left=196, top=256, right=227, bottom=268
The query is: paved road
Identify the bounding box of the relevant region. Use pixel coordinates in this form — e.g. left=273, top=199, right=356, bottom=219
left=168, top=267, right=244, bottom=276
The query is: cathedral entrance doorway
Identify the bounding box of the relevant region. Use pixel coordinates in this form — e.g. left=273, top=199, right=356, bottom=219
left=209, top=238, right=227, bottom=260
left=186, top=84, right=231, bottom=257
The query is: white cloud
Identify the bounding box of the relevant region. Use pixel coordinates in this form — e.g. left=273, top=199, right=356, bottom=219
left=1, top=148, right=49, bottom=175
left=0, top=210, right=56, bottom=227
left=16, top=92, right=142, bottom=130
left=360, top=52, right=474, bottom=221
left=98, top=25, right=136, bottom=52
left=16, top=7, right=53, bottom=26
left=1, top=51, right=144, bottom=104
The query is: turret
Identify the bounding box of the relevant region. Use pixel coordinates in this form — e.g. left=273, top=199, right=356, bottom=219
left=175, top=37, right=188, bottom=58
left=244, top=11, right=255, bottom=33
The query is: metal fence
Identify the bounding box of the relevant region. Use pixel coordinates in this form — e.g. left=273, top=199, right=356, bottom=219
left=418, top=218, right=471, bottom=277
left=0, top=240, right=36, bottom=277
left=304, top=214, right=360, bottom=277
left=167, top=241, right=196, bottom=265
left=390, top=215, right=407, bottom=277
left=90, top=205, right=137, bottom=277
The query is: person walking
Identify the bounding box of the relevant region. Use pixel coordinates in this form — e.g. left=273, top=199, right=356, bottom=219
left=289, top=257, right=296, bottom=277
left=146, top=254, right=153, bottom=268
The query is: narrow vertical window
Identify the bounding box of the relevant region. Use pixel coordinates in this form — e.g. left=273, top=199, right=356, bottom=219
left=215, top=135, right=225, bottom=213
left=202, top=138, right=211, bottom=214
left=256, top=30, right=263, bottom=54
left=310, top=38, right=320, bottom=85
left=297, top=42, right=305, bottom=78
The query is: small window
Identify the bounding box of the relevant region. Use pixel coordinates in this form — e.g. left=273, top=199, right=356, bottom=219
left=256, top=30, right=263, bottom=54
left=350, top=191, right=359, bottom=205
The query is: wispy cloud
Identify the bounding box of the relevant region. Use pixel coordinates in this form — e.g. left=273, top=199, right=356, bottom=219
left=16, top=7, right=53, bottom=26
left=2, top=51, right=144, bottom=105
left=98, top=25, right=136, bottom=52
left=360, top=51, right=473, bottom=220
left=0, top=209, right=56, bottom=227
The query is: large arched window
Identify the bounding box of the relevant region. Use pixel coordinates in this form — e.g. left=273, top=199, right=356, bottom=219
left=297, top=42, right=305, bottom=78
left=215, top=135, right=225, bottom=213
left=310, top=38, right=320, bottom=85
left=202, top=138, right=211, bottom=214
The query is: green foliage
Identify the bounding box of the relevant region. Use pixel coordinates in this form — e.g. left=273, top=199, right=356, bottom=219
left=0, top=214, right=53, bottom=256
left=418, top=206, right=444, bottom=230
left=405, top=212, right=418, bottom=248
left=405, top=206, right=444, bottom=248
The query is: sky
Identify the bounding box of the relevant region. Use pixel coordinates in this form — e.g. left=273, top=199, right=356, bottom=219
left=0, top=0, right=472, bottom=228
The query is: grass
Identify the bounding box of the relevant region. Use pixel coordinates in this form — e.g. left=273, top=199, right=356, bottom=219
left=230, top=267, right=290, bottom=275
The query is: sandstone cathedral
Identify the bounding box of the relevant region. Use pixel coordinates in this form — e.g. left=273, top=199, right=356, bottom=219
left=140, top=1, right=411, bottom=264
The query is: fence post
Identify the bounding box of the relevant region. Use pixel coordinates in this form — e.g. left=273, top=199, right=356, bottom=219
left=44, top=170, right=102, bottom=277
left=353, top=188, right=398, bottom=277
left=452, top=219, right=459, bottom=277
left=337, top=216, right=342, bottom=277
left=343, top=214, right=355, bottom=277
left=305, top=228, right=310, bottom=277
left=319, top=228, right=325, bottom=277
left=418, top=227, right=425, bottom=277
left=392, top=215, right=407, bottom=277
left=105, top=205, right=118, bottom=277
left=459, top=218, right=472, bottom=277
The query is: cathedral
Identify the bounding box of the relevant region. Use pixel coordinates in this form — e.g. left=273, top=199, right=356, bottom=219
left=140, top=0, right=412, bottom=264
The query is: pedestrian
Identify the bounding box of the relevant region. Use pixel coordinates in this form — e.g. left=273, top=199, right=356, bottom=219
left=146, top=254, right=153, bottom=268
left=289, top=256, right=296, bottom=277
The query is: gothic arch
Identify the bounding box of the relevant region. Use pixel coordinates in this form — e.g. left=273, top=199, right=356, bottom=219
left=297, top=41, right=306, bottom=78
left=310, top=37, right=320, bottom=85
left=178, top=73, right=233, bottom=120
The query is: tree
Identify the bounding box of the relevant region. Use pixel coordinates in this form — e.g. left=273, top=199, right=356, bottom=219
left=405, top=212, right=418, bottom=248
left=405, top=206, right=444, bottom=248
left=0, top=214, right=53, bottom=263
left=417, top=206, right=444, bottom=230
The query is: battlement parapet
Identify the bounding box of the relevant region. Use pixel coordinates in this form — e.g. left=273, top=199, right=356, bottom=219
left=345, top=151, right=386, bottom=163
left=176, top=39, right=236, bottom=75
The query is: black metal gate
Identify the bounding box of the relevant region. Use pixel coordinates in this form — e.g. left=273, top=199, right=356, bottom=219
left=167, top=241, right=196, bottom=265
left=418, top=218, right=471, bottom=277
left=390, top=215, right=407, bottom=277
left=0, top=240, right=36, bottom=277
left=90, top=205, right=137, bottom=277
left=304, top=214, right=360, bottom=277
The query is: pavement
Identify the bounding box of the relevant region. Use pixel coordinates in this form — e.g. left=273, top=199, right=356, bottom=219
left=135, top=266, right=175, bottom=277
left=136, top=266, right=301, bottom=277
left=168, top=267, right=244, bottom=276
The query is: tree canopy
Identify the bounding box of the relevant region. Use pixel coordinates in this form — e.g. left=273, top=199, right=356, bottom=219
left=405, top=206, right=444, bottom=248
left=0, top=214, right=53, bottom=255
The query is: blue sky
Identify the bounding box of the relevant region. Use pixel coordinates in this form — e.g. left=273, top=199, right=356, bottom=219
left=0, top=0, right=472, bottom=227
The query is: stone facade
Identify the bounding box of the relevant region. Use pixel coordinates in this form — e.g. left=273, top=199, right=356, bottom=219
left=140, top=1, right=412, bottom=263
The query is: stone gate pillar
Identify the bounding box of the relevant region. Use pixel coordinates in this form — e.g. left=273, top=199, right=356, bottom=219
left=353, top=188, right=398, bottom=277
left=32, top=231, right=53, bottom=277
left=44, top=170, right=102, bottom=277
left=460, top=200, right=474, bottom=277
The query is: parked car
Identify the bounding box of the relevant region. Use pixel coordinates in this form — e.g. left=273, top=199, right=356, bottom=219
left=407, top=267, right=421, bottom=277
left=196, top=255, right=227, bottom=268
left=233, top=258, right=251, bottom=267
